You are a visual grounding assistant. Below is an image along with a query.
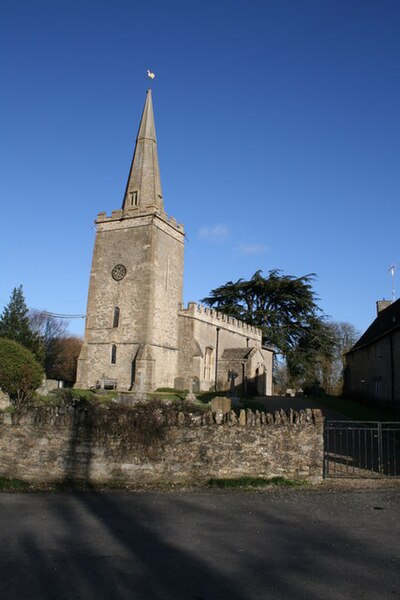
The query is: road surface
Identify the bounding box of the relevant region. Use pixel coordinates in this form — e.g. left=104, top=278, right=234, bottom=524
left=0, top=489, right=399, bottom=599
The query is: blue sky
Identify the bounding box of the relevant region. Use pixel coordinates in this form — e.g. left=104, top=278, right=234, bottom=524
left=1, top=0, right=399, bottom=337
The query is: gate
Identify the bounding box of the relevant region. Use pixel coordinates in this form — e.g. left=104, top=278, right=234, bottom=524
left=324, top=421, right=400, bottom=478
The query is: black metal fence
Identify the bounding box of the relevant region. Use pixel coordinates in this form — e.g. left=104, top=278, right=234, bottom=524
left=324, top=421, right=400, bottom=478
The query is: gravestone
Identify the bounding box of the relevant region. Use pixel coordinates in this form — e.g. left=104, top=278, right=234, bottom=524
left=185, top=378, right=197, bottom=403
left=211, top=396, right=232, bottom=414
left=0, top=389, right=11, bottom=410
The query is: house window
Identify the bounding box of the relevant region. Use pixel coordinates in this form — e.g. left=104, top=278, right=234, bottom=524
left=374, top=378, right=382, bottom=400
left=113, top=307, right=120, bottom=328
left=204, top=347, right=214, bottom=380
left=374, top=342, right=382, bottom=360
left=130, top=191, right=138, bottom=206
left=111, top=344, right=117, bottom=364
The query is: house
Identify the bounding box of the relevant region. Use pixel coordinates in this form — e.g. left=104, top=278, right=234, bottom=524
left=344, top=299, right=400, bottom=407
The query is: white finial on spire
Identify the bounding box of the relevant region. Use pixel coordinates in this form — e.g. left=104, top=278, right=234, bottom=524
left=147, top=69, right=155, bottom=79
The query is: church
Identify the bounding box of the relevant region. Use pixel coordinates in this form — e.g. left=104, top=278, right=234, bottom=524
left=75, top=90, right=273, bottom=395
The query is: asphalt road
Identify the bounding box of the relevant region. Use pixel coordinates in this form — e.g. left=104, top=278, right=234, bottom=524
left=0, top=489, right=399, bottom=600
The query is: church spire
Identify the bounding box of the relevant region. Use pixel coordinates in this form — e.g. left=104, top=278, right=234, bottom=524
left=122, top=89, right=164, bottom=214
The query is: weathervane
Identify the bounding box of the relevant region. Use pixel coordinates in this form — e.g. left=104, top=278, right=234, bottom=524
left=147, top=69, right=155, bottom=80
left=389, top=264, right=396, bottom=301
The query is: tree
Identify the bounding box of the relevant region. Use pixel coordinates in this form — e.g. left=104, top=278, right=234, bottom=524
left=320, top=321, right=360, bottom=394
left=48, top=336, right=82, bottom=384
left=201, top=269, right=333, bottom=385
left=287, top=316, right=335, bottom=387
left=29, top=312, right=82, bottom=383
left=29, top=310, right=69, bottom=378
left=0, top=339, right=44, bottom=408
left=0, top=286, right=44, bottom=363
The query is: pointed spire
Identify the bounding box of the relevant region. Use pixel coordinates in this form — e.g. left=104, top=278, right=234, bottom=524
left=122, top=89, right=164, bottom=214
left=137, top=89, right=157, bottom=142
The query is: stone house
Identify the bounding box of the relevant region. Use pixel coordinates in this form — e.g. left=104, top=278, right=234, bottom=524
left=344, top=299, right=400, bottom=407
left=75, top=90, right=273, bottom=394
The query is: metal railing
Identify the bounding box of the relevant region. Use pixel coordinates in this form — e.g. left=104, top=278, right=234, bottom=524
left=324, top=421, right=400, bottom=478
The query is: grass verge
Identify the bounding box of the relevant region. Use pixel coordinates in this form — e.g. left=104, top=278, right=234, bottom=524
left=0, top=476, right=308, bottom=493
left=207, top=476, right=306, bottom=489
left=0, top=477, right=31, bottom=492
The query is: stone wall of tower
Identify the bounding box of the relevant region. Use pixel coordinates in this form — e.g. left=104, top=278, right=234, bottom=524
left=143, top=215, right=185, bottom=388
left=149, top=218, right=185, bottom=349
left=75, top=212, right=184, bottom=391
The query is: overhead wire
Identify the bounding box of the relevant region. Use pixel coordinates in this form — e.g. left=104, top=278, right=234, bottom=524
left=0, top=299, right=85, bottom=319
left=37, top=312, right=86, bottom=319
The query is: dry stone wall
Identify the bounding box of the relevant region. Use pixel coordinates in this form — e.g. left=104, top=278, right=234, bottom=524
left=0, top=406, right=324, bottom=484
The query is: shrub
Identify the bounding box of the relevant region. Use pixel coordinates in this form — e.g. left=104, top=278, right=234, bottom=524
left=0, top=338, right=44, bottom=409
left=48, top=387, right=96, bottom=406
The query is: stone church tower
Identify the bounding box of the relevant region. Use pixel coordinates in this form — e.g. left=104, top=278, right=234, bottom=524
left=76, top=90, right=185, bottom=391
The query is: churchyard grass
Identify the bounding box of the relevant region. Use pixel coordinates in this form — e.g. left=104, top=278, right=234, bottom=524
left=311, top=395, right=400, bottom=421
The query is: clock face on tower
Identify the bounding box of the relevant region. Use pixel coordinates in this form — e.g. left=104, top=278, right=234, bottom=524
left=111, top=264, right=127, bottom=281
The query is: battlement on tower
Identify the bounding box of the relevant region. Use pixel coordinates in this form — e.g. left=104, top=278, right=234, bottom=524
left=178, top=302, right=262, bottom=338
left=96, top=208, right=184, bottom=233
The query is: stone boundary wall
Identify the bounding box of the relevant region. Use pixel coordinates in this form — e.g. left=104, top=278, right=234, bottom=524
left=0, top=407, right=324, bottom=485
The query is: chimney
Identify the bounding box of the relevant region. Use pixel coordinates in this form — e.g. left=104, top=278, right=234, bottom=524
left=376, top=300, right=392, bottom=315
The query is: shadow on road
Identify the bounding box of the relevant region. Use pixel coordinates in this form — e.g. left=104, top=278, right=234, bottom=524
left=1, top=488, right=399, bottom=600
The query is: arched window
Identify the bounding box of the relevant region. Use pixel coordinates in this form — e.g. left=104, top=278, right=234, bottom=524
left=130, top=191, right=138, bottom=206
left=113, top=307, right=120, bottom=328
left=111, top=344, right=117, bottom=364
left=204, top=347, right=214, bottom=380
